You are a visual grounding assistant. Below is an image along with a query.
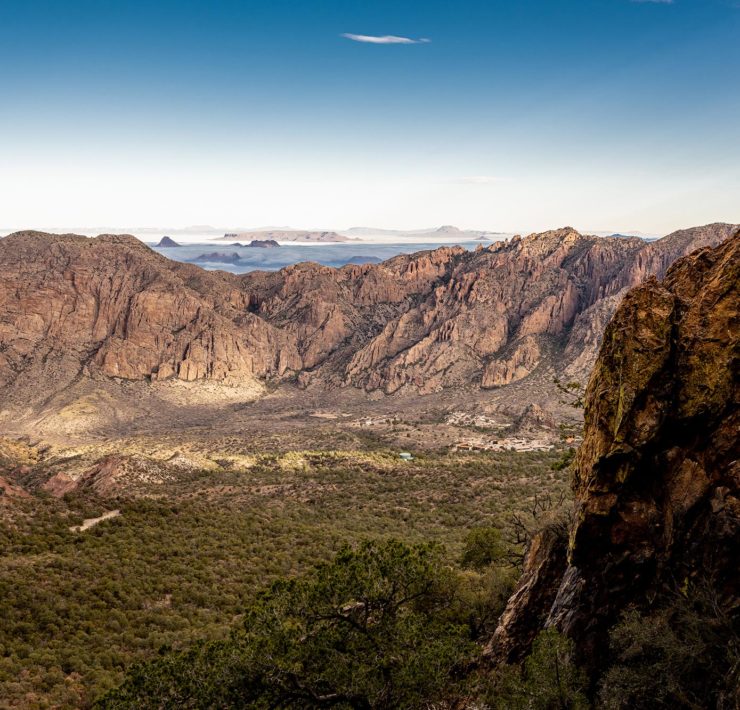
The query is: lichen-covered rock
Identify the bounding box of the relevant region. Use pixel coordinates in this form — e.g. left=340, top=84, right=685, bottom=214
left=489, top=229, right=739, bottom=665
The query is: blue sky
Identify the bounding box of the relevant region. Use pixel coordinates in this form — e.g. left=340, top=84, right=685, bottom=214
left=1, top=0, right=739, bottom=233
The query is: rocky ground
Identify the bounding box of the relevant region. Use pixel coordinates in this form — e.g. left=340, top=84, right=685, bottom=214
left=0, top=374, right=581, bottom=501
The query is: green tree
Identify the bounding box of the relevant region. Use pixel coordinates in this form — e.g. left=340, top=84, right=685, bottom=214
left=487, top=629, right=589, bottom=710
left=552, top=378, right=584, bottom=410
left=522, top=629, right=589, bottom=709
left=98, top=540, right=475, bottom=709
left=460, top=526, right=507, bottom=571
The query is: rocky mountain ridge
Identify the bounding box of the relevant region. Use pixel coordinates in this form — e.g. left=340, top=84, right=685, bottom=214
left=0, top=224, right=736, bottom=410
left=489, top=232, right=739, bottom=670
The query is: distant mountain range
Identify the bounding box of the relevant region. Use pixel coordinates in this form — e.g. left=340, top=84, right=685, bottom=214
left=1, top=224, right=664, bottom=242
left=341, top=225, right=505, bottom=240
left=0, top=223, right=735, bottom=429
left=595, top=230, right=660, bottom=241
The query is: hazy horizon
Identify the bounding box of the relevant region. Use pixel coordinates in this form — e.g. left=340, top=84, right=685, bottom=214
left=0, top=222, right=666, bottom=241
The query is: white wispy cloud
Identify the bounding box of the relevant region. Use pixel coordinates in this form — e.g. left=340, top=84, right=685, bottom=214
left=340, top=33, right=431, bottom=45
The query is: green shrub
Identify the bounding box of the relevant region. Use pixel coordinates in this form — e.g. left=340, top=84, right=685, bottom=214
left=98, top=540, right=475, bottom=709
left=485, top=629, right=589, bottom=710
left=599, top=587, right=740, bottom=709
left=460, top=526, right=508, bottom=571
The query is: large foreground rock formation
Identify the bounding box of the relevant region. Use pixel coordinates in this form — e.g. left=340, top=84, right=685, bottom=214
left=489, top=231, right=739, bottom=664
left=0, top=224, right=735, bottom=407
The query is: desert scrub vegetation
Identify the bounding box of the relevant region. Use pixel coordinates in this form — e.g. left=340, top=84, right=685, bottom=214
left=98, top=541, right=593, bottom=710
left=97, top=540, right=480, bottom=709
left=0, top=449, right=566, bottom=707
left=91, top=544, right=740, bottom=710
left=480, top=628, right=589, bottom=710
left=598, top=584, right=740, bottom=709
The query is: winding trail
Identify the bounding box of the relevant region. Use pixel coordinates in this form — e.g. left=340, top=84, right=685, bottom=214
left=69, top=509, right=120, bottom=532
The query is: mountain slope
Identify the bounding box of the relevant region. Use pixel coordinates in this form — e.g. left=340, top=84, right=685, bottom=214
left=0, top=224, right=735, bottom=410
left=0, top=232, right=299, bottom=405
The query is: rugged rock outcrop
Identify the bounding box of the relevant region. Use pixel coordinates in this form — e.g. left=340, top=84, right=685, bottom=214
left=0, top=232, right=300, bottom=403
left=41, top=455, right=177, bottom=497
left=301, top=225, right=731, bottom=392
left=0, top=224, right=735, bottom=406
left=489, top=231, right=739, bottom=664
left=156, top=236, right=180, bottom=248
left=482, top=336, right=542, bottom=387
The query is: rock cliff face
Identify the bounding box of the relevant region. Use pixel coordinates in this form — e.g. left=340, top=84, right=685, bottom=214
left=0, top=232, right=299, bottom=404
left=0, top=224, right=735, bottom=406
left=244, top=225, right=733, bottom=394
left=489, top=231, right=739, bottom=664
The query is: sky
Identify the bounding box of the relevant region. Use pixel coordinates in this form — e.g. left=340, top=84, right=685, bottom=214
left=1, top=0, right=739, bottom=235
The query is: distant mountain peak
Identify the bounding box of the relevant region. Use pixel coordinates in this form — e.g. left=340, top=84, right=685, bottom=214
left=156, top=236, right=180, bottom=248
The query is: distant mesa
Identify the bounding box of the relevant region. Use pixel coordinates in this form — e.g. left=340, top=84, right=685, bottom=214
left=343, top=225, right=503, bottom=241
left=221, top=230, right=357, bottom=243
left=189, top=252, right=241, bottom=264
left=214, top=225, right=507, bottom=241
left=435, top=225, right=461, bottom=235
left=156, top=236, right=181, bottom=248
left=345, top=255, right=383, bottom=265
left=246, top=239, right=280, bottom=249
